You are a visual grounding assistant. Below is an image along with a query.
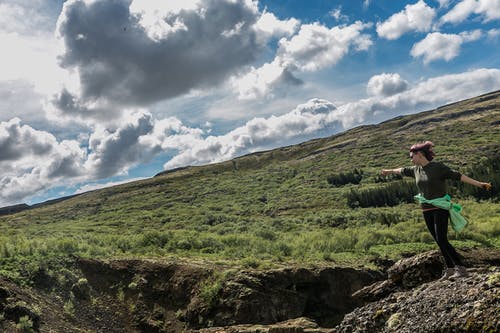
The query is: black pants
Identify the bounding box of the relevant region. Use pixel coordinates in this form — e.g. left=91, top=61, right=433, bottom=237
left=423, top=209, right=463, bottom=268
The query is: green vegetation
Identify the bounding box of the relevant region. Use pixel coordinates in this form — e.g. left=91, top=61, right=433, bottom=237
left=199, top=270, right=231, bottom=307
left=0, top=91, right=499, bottom=285
left=327, top=169, right=363, bottom=186
left=16, top=315, right=34, bottom=333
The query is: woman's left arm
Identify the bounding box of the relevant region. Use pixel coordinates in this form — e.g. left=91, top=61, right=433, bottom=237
left=460, top=175, right=492, bottom=190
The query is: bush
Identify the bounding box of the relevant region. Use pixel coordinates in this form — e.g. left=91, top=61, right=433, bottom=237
left=16, top=315, right=34, bottom=333
left=347, top=181, right=417, bottom=208
left=327, top=169, right=363, bottom=186
left=199, top=274, right=224, bottom=307
left=140, top=231, right=170, bottom=248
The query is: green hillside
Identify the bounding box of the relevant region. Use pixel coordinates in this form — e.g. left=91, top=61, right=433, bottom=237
left=1, top=90, right=499, bottom=283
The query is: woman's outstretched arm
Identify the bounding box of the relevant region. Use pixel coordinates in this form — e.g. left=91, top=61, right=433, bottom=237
left=381, top=168, right=403, bottom=176
left=460, top=175, right=492, bottom=190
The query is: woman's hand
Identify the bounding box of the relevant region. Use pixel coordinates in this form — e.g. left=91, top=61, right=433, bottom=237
left=381, top=169, right=391, bottom=176
left=381, top=168, right=401, bottom=176
left=481, top=182, right=492, bottom=191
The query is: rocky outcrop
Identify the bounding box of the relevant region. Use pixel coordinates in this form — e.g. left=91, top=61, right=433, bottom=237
left=336, top=265, right=499, bottom=332
left=185, top=267, right=382, bottom=329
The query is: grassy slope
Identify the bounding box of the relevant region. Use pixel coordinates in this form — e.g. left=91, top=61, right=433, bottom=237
left=1, top=91, right=499, bottom=281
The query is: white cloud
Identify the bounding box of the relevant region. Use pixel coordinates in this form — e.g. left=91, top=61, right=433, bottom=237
left=377, top=0, right=436, bottom=40
left=253, top=10, right=300, bottom=43
left=165, top=68, right=500, bottom=169
left=411, top=30, right=482, bottom=63
left=233, top=21, right=372, bottom=99
left=279, top=21, right=373, bottom=71
left=231, top=59, right=302, bottom=100
left=0, top=118, right=86, bottom=205
left=406, top=68, right=500, bottom=102
left=367, top=73, right=409, bottom=97
left=487, top=28, right=500, bottom=38
left=440, top=0, right=500, bottom=24
left=164, top=98, right=340, bottom=168
left=329, top=7, right=349, bottom=22
left=84, top=110, right=204, bottom=178
left=129, top=0, right=203, bottom=41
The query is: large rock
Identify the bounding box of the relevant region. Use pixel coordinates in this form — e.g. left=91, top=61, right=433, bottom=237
left=353, top=250, right=442, bottom=302
left=353, top=248, right=500, bottom=304
left=336, top=248, right=500, bottom=333
left=336, top=266, right=500, bottom=332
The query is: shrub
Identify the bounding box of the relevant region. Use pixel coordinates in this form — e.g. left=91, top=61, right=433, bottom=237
left=140, top=231, right=170, bottom=248
left=16, top=315, right=34, bottom=333
left=327, top=169, right=363, bottom=186
left=347, top=181, right=417, bottom=208
left=199, top=273, right=225, bottom=307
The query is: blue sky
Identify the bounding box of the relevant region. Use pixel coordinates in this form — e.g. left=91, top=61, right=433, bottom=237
left=1, top=0, right=499, bottom=206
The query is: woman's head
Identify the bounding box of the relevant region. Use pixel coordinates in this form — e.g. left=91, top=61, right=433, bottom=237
left=409, top=141, right=435, bottom=161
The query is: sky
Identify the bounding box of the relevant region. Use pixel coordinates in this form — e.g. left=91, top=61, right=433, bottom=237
left=1, top=0, right=499, bottom=207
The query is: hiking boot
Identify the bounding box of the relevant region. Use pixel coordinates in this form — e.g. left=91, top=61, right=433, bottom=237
left=450, top=265, right=469, bottom=279
left=439, top=268, right=455, bottom=281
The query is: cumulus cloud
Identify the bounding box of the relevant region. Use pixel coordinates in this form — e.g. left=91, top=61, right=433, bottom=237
left=440, top=0, right=500, bottom=24
left=231, top=60, right=303, bottom=100
left=253, top=10, right=300, bottom=44
left=279, top=21, right=373, bottom=71
left=366, top=68, right=500, bottom=124
left=164, top=98, right=340, bottom=168
left=53, top=0, right=264, bottom=119
left=411, top=30, right=482, bottom=63
left=390, top=68, right=500, bottom=107
left=233, top=21, right=372, bottom=99
left=0, top=111, right=203, bottom=205
left=84, top=110, right=204, bottom=178
left=367, top=73, right=409, bottom=97
left=166, top=68, right=500, bottom=169
left=0, top=118, right=86, bottom=205
left=377, top=0, right=436, bottom=40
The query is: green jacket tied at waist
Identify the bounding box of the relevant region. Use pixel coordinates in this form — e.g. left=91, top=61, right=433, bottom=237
left=414, top=194, right=468, bottom=232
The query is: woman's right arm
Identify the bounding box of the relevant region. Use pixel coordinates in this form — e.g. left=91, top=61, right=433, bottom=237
left=381, top=168, right=403, bottom=176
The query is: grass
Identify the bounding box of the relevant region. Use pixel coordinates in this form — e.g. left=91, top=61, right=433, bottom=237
left=0, top=91, right=499, bottom=285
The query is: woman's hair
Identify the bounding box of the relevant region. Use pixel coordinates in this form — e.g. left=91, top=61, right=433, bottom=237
left=410, top=141, right=435, bottom=161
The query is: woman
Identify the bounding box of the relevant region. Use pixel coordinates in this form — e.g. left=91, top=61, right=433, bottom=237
left=381, top=141, right=491, bottom=280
